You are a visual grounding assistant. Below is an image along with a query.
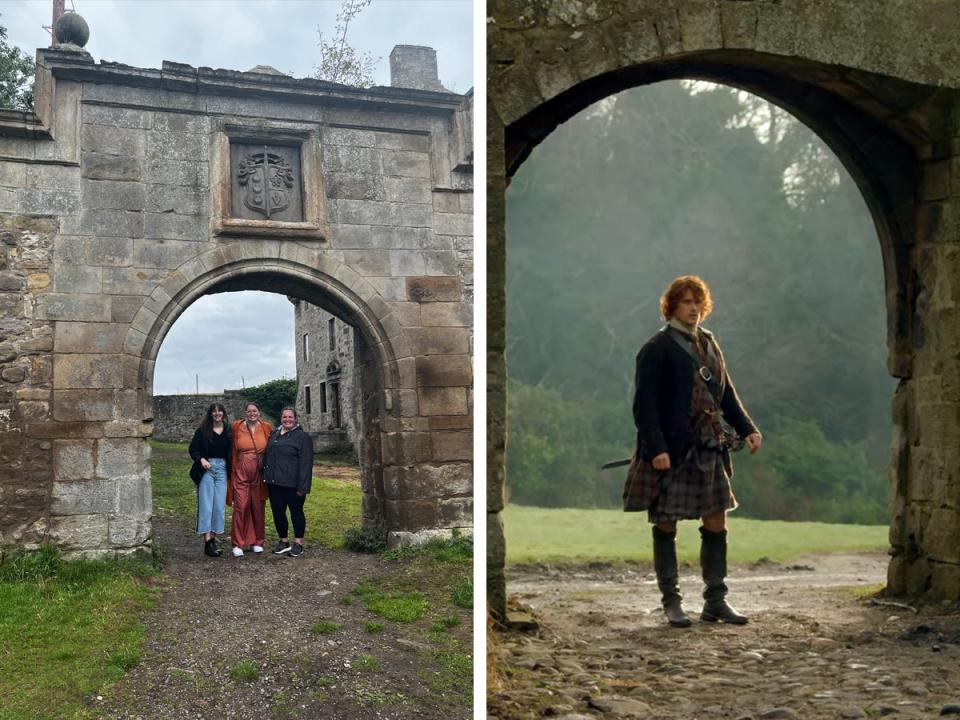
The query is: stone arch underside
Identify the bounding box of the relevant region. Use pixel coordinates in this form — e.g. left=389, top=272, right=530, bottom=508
left=488, top=13, right=960, bottom=618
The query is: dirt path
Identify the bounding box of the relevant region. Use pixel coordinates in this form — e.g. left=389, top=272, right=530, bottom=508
left=489, top=553, right=960, bottom=719
left=97, top=516, right=467, bottom=719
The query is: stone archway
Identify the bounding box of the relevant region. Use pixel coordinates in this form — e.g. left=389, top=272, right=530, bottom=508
left=129, top=247, right=405, bottom=541
left=488, top=2, right=960, bottom=617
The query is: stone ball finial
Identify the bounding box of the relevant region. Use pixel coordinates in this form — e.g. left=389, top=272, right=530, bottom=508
left=54, top=12, right=90, bottom=48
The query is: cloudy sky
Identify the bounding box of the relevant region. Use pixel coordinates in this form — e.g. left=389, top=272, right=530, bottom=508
left=1, top=0, right=473, bottom=394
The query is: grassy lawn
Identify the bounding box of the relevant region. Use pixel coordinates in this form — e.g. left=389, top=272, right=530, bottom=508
left=502, top=504, right=889, bottom=565
left=0, top=547, right=158, bottom=720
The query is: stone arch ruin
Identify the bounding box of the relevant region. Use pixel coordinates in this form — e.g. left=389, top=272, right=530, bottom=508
left=488, top=1, right=960, bottom=617
left=0, top=32, right=473, bottom=556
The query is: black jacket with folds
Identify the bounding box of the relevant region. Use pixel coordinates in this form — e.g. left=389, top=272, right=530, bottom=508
left=262, top=424, right=314, bottom=494
left=187, top=426, right=232, bottom=483
left=632, top=327, right=758, bottom=464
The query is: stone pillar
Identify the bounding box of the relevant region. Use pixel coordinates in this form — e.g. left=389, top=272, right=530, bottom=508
left=887, top=143, right=960, bottom=600
left=487, top=100, right=507, bottom=620
left=390, top=45, right=444, bottom=92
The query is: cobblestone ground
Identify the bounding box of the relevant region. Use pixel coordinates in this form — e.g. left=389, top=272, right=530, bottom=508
left=489, top=553, right=960, bottom=720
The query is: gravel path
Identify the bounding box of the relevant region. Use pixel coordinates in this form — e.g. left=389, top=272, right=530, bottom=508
left=489, top=553, right=960, bottom=719
left=96, top=518, right=467, bottom=720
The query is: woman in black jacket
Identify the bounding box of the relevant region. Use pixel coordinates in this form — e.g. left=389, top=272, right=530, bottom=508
left=626, top=276, right=761, bottom=627
left=188, top=403, right=232, bottom=557
left=263, top=406, right=314, bottom=557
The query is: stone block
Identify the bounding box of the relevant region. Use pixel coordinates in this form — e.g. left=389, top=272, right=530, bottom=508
left=324, top=145, right=379, bottom=174
left=432, top=431, right=471, bottom=461
left=54, top=354, right=124, bottom=390
left=383, top=462, right=472, bottom=500
left=82, top=179, right=147, bottom=211
left=152, top=112, right=208, bottom=134
left=96, top=438, right=142, bottom=479
left=420, top=301, right=470, bottom=327
left=407, top=327, right=470, bottom=355
left=144, top=183, right=206, bottom=215
left=380, top=149, right=431, bottom=178
left=143, top=212, right=207, bottom=241
left=433, top=213, right=472, bottom=236
left=102, top=267, right=169, bottom=296
left=48, top=512, right=109, bottom=550
left=52, top=263, right=102, bottom=294
left=429, top=416, right=472, bottom=431
left=55, top=236, right=133, bottom=267
left=53, top=389, right=116, bottom=422
left=81, top=152, right=142, bottom=182
left=323, top=126, right=376, bottom=148
left=327, top=172, right=385, bottom=201
left=372, top=225, right=431, bottom=250
left=114, top=473, right=150, bottom=515
left=82, top=105, right=153, bottom=129
left=133, top=238, right=203, bottom=269
left=81, top=124, right=146, bottom=157
left=344, top=249, right=391, bottom=276
left=419, top=387, right=468, bottom=416
left=399, top=498, right=440, bottom=531
left=108, top=515, right=150, bottom=547
left=51, top=478, right=115, bottom=515
left=0, top=272, right=23, bottom=291
left=29, top=355, right=52, bottom=384
left=438, top=497, right=472, bottom=526
left=18, top=188, right=81, bottom=216
left=111, top=295, right=143, bottom=323
left=36, top=294, right=111, bottom=322
left=406, top=276, right=460, bottom=302
left=16, top=399, right=49, bottom=420
left=381, top=431, right=432, bottom=465
left=146, top=130, right=208, bottom=162
left=145, top=158, right=203, bottom=187
left=432, top=192, right=460, bottom=213
left=416, top=355, right=472, bottom=387
left=390, top=249, right=427, bottom=276
left=78, top=209, right=144, bottom=238
left=385, top=177, right=431, bottom=204
left=53, top=439, right=95, bottom=481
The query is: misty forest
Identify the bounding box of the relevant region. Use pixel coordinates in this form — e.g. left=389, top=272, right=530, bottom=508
left=505, top=80, right=896, bottom=525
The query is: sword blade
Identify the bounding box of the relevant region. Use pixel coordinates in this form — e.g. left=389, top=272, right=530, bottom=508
left=600, top=458, right=632, bottom=470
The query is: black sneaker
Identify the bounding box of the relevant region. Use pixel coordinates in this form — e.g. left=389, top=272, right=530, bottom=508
left=289, top=543, right=304, bottom=558
left=272, top=541, right=291, bottom=555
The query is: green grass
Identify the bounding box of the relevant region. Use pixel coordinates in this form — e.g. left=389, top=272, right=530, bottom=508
left=0, top=545, right=158, bottom=720
left=352, top=581, right=429, bottom=622
left=503, top=504, right=889, bottom=564
left=148, top=440, right=362, bottom=549
left=229, top=659, right=259, bottom=681
left=353, top=654, right=381, bottom=672
left=364, top=620, right=385, bottom=633
left=310, top=620, right=341, bottom=635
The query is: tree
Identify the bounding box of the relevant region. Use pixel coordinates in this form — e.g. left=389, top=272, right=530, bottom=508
left=0, top=21, right=34, bottom=111
left=313, top=0, right=378, bottom=88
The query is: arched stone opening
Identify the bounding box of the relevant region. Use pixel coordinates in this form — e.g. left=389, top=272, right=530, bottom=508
left=489, top=36, right=960, bottom=617
left=128, top=249, right=410, bottom=547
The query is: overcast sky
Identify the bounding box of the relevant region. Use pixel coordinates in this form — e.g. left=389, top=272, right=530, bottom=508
left=1, top=1, right=473, bottom=395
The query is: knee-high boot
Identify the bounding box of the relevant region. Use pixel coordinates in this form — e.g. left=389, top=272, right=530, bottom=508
left=652, top=526, right=691, bottom=628
left=699, top=527, right=747, bottom=624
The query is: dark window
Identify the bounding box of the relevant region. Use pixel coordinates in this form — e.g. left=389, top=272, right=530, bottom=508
left=304, top=385, right=311, bottom=414
left=319, top=382, right=327, bottom=413
left=303, top=333, right=309, bottom=362
left=329, top=318, right=336, bottom=351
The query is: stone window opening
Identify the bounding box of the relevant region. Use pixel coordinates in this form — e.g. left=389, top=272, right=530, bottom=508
left=303, top=333, right=309, bottom=363
left=304, top=385, right=311, bottom=415
left=319, top=382, right=327, bottom=413
left=328, top=318, right=336, bottom=351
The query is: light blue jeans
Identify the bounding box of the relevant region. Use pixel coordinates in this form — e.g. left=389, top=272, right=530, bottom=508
left=196, top=458, right=227, bottom=535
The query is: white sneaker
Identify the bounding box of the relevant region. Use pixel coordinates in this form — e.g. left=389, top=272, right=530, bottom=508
left=252, top=545, right=264, bottom=554
left=232, top=546, right=244, bottom=557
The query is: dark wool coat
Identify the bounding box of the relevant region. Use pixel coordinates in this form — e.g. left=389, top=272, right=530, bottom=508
left=632, top=327, right=758, bottom=465
left=188, top=426, right=232, bottom=485
left=263, top=424, right=314, bottom=494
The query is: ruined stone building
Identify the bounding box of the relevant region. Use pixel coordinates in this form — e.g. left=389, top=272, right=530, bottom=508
left=292, top=300, right=358, bottom=454
left=0, top=17, right=473, bottom=555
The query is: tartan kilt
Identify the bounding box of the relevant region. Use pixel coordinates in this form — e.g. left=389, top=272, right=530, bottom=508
left=623, top=448, right=737, bottom=523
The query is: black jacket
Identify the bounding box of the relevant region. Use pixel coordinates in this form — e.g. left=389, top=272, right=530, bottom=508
left=188, top=426, right=232, bottom=484
left=263, top=424, right=314, bottom=494
left=632, top=327, right=758, bottom=463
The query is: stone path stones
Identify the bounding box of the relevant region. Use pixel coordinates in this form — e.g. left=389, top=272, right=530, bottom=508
left=489, top=553, right=960, bottom=719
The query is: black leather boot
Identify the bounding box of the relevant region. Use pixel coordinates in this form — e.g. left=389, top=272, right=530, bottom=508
left=652, top=526, right=691, bottom=628
left=203, top=538, right=219, bottom=557
left=699, top=527, right=747, bottom=624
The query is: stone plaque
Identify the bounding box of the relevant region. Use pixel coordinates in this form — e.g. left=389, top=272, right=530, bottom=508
left=230, top=143, right=303, bottom=222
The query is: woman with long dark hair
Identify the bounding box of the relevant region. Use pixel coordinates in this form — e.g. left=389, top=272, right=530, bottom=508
left=189, top=403, right=232, bottom=557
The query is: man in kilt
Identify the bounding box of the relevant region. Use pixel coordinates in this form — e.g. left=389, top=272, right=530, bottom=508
left=625, top=275, right=762, bottom=627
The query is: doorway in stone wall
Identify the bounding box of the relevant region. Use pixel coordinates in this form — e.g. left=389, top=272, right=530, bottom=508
left=143, top=263, right=395, bottom=551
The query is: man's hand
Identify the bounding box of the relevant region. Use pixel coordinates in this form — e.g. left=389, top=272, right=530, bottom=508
left=652, top=452, right=671, bottom=471
left=746, top=433, right=762, bottom=454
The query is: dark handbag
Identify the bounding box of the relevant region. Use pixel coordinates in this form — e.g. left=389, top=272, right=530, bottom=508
left=190, top=460, right=204, bottom=485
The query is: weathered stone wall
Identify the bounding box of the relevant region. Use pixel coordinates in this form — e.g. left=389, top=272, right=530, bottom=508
left=151, top=391, right=277, bottom=443
left=488, top=0, right=960, bottom=616
left=293, top=300, right=358, bottom=453
left=0, top=36, right=473, bottom=555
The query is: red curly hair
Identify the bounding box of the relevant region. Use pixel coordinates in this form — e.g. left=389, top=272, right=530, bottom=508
left=660, top=275, right=714, bottom=321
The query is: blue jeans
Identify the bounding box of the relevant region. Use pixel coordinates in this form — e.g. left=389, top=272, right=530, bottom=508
left=196, top=458, right=227, bottom=535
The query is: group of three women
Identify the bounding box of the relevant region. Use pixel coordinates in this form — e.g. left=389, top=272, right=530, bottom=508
left=188, top=402, right=314, bottom=559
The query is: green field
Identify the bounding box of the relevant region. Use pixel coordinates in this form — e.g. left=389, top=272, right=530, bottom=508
left=502, top=504, right=889, bottom=565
